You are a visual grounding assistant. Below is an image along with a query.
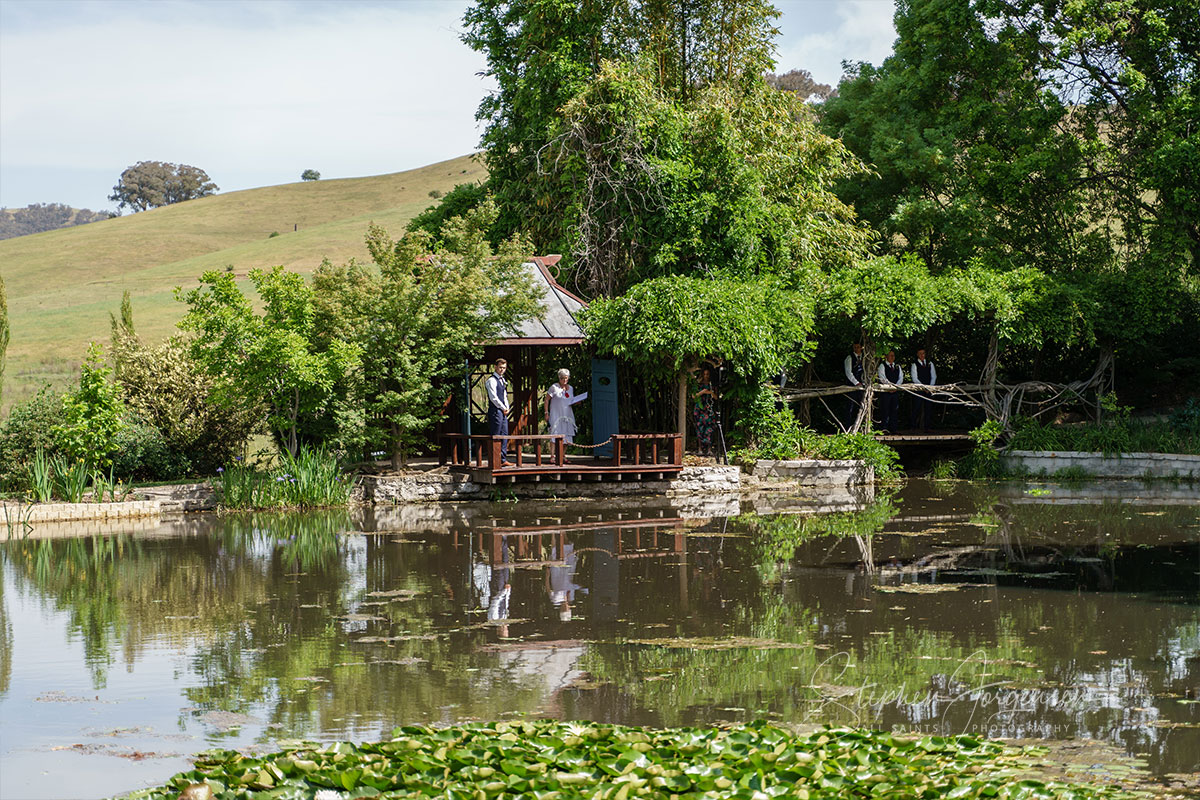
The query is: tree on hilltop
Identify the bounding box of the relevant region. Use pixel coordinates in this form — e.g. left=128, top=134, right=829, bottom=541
left=301, top=169, right=320, bottom=181
left=108, top=161, right=218, bottom=212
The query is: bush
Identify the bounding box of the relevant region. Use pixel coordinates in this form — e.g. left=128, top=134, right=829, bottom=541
left=733, top=406, right=904, bottom=481
left=54, top=344, right=124, bottom=467
left=0, top=386, right=67, bottom=489
left=111, top=414, right=192, bottom=481
left=114, top=334, right=259, bottom=475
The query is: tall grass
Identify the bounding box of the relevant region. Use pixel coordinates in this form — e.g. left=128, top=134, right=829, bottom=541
left=50, top=455, right=90, bottom=503
left=215, top=446, right=354, bottom=510
left=28, top=447, right=53, bottom=503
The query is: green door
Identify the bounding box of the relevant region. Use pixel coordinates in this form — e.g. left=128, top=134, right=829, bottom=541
left=591, top=359, right=618, bottom=458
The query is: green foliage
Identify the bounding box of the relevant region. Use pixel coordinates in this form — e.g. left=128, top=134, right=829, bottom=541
left=177, top=266, right=360, bottom=456
left=405, top=182, right=487, bottom=241
left=28, top=447, right=52, bottom=502
left=0, top=386, right=65, bottom=489
left=108, top=160, right=218, bottom=212
left=215, top=446, right=353, bottom=510
left=300, top=169, right=320, bottom=181
left=49, top=454, right=90, bottom=503
left=0, top=275, right=7, bottom=407
left=113, top=333, right=259, bottom=476
left=960, top=419, right=1008, bottom=479
left=110, top=413, right=191, bottom=481
left=734, top=406, right=904, bottom=482
left=821, top=0, right=1196, bottom=353
left=0, top=203, right=114, bottom=240
left=125, top=719, right=1136, bottom=800
left=581, top=274, right=815, bottom=382
left=312, top=200, right=544, bottom=465
left=52, top=344, right=124, bottom=468
left=928, top=458, right=959, bottom=480
left=551, top=61, right=873, bottom=295
left=1007, top=413, right=1200, bottom=457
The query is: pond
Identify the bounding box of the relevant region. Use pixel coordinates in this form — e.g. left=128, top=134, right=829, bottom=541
left=1, top=479, right=1197, bottom=799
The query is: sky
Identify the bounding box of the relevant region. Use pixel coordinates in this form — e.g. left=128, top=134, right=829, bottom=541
left=0, top=0, right=898, bottom=212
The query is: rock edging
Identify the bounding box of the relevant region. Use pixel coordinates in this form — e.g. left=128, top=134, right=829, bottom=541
left=748, top=459, right=874, bottom=488
left=1001, top=450, right=1200, bottom=479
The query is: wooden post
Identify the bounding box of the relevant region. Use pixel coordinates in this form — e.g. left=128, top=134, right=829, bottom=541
left=671, top=435, right=683, bottom=466
left=612, top=437, right=622, bottom=467
left=555, top=436, right=565, bottom=465
left=676, top=371, right=689, bottom=453
left=490, top=438, right=501, bottom=471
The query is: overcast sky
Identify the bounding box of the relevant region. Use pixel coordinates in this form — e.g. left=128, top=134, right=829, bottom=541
left=0, top=0, right=897, bottom=211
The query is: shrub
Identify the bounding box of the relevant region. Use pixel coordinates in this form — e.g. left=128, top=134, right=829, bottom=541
left=733, top=407, right=904, bottom=481
left=114, top=334, right=259, bottom=475
left=111, top=413, right=191, bottom=481
left=53, top=344, right=124, bottom=467
left=0, top=386, right=66, bottom=489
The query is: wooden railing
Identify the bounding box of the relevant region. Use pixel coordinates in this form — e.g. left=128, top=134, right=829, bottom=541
left=439, top=434, right=565, bottom=471
left=610, top=433, right=683, bottom=467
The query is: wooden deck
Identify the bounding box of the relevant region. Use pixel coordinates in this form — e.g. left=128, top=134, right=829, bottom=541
left=439, top=432, right=684, bottom=484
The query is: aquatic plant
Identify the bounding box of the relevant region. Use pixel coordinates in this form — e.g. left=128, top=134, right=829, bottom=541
left=215, top=446, right=353, bottom=510
left=27, top=446, right=53, bottom=503
left=50, top=455, right=90, bottom=503
left=122, top=720, right=1137, bottom=800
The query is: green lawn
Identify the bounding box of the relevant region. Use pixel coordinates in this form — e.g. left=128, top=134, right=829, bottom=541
left=1, top=154, right=484, bottom=410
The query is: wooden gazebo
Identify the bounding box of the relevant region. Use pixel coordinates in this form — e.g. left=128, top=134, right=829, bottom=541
left=438, top=256, right=683, bottom=483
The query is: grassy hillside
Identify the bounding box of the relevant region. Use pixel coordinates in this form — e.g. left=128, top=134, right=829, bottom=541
left=1, top=154, right=484, bottom=410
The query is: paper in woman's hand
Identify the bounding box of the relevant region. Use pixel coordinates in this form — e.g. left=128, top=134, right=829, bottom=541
left=568, top=391, right=588, bottom=405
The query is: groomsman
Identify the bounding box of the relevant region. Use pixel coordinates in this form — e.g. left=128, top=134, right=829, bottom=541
left=486, top=358, right=511, bottom=466
left=876, top=350, right=903, bottom=433
left=843, top=342, right=865, bottom=428
left=910, top=348, right=938, bottom=431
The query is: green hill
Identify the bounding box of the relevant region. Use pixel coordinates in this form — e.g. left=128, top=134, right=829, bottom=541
left=1, top=154, right=484, bottom=410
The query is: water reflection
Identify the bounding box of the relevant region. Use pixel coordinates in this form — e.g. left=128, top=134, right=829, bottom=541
left=0, top=482, right=1197, bottom=799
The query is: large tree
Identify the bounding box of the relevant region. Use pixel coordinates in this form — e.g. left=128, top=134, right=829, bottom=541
left=313, top=200, right=545, bottom=466
left=109, top=161, right=218, bottom=212
left=462, top=0, right=782, bottom=253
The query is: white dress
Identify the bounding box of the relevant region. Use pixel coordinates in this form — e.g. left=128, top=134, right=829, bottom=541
left=546, top=383, right=577, bottom=443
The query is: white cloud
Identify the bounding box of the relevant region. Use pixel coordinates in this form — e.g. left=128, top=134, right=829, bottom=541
left=1, top=1, right=488, bottom=207
left=774, top=0, right=896, bottom=87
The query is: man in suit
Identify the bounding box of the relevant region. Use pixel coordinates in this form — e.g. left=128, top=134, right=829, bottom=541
left=877, top=350, right=904, bottom=433
left=486, top=358, right=511, bottom=466
left=910, top=348, right=938, bottom=431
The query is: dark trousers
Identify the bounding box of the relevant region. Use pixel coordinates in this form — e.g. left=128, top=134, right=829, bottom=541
left=844, top=387, right=864, bottom=428
left=911, top=393, right=932, bottom=430
left=879, top=391, right=899, bottom=432
left=488, top=406, right=509, bottom=462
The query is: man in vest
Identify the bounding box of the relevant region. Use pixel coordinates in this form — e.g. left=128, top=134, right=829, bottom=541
left=843, top=342, right=865, bottom=428
left=910, top=348, right=938, bottom=431
left=877, top=350, right=904, bottom=433
left=486, top=358, right=511, bottom=466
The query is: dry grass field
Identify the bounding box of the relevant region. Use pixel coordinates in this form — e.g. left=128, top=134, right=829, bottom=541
left=1, top=154, right=484, bottom=410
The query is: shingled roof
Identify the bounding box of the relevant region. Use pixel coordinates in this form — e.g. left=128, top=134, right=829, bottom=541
left=495, top=255, right=586, bottom=346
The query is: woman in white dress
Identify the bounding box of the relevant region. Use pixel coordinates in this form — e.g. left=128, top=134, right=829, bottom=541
left=544, top=368, right=578, bottom=444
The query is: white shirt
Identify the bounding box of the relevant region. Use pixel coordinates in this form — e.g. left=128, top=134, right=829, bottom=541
left=878, top=361, right=904, bottom=385
left=486, top=372, right=508, bottom=412
left=910, top=359, right=937, bottom=385
left=844, top=354, right=864, bottom=386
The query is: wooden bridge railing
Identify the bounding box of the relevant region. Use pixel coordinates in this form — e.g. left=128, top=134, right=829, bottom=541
left=611, top=433, right=683, bottom=468
left=439, top=433, right=565, bottom=471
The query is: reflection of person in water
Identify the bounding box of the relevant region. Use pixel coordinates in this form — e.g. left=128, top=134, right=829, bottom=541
left=545, top=538, right=581, bottom=621
left=488, top=536, right=512, bottom=622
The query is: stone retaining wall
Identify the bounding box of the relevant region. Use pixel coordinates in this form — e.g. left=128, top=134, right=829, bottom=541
left=362, top=466, right=742, bottom=504
left=749, top=459, right=874, bottom=488
left=1001, top=450, right=1200, bottom=480
left=1, top=499, right=162, bottom=525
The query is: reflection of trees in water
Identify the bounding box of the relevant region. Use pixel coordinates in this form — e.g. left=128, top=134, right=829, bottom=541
left=0, top=572, right=11, bottom=697
left=735, top=493, right=899, bottom=581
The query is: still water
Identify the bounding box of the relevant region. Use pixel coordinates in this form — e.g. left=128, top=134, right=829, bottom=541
left=1, top=480, right=1197, bottom=799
